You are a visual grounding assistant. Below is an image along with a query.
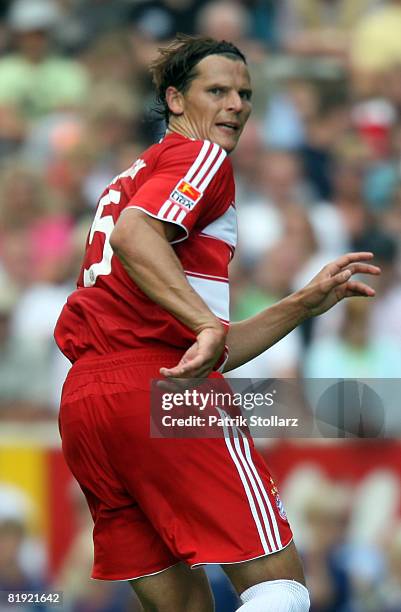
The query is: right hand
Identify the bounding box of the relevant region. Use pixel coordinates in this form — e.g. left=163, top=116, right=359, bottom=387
left=159, top=326, right=226, bottom=385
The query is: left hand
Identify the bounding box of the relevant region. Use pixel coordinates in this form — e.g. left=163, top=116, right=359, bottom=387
left=298, top=252, right=381, bottom=318
left=158, top=326, right=226, bottom=391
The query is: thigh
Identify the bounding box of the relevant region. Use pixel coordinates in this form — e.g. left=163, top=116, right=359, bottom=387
left=130, top=563, right=214, bottom=612
left=222, top=541, right=306, bottom=595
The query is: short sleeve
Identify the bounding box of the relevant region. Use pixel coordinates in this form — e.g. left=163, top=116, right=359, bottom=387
left=124, top=139, right=228, bottom=243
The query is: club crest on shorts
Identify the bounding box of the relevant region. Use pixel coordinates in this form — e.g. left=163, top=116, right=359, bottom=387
left=170, top=180, right=203, bottom=210
left=275, top=494, right=288, bottom=521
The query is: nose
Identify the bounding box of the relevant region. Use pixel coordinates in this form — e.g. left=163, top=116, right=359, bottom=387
left=226, top=91, right=243, bottom=113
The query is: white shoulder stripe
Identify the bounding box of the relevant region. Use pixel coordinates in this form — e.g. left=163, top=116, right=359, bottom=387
left=166, top=204, right=180, bottom=221
left=176, top=209, right=186, bottom=224
left=158, top=200, right=172, bottom=217
left=191, top=143, right=220, bottom=188
left=198, top=148, right=227, bottom=192
left=185, top=140, right=212, bottom=183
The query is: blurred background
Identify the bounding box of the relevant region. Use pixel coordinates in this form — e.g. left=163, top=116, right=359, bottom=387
left=0, top=0, right=401, bottom=610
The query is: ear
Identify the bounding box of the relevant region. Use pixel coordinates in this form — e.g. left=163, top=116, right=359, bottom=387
left=165, top=86, right=185, bottom=116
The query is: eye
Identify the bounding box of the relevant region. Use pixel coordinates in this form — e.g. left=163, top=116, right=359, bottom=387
left=240, top=90, right=252, bottom=101
left=209, top=88, right=223, bottom=96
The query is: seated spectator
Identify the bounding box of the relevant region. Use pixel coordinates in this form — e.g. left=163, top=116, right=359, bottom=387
left=0, top=163, right=74, bottom=286
left=304, top=297, right=401, bottom=379
left=128, top=0, right=203, bottom=42
left=278, top=0, right=380, bottom=60
left=351, top=0, right=401, bottom=95
left=378, top=524, right=401, bottom=611
left=0, top=484, right=46, bottom=596
left=0, top=0, right=89, bottom=121
left=0, top=275, right=55, bottom=417
left=195, top=0, right=266, bottom=61
left=355, top=230, right=401, bottom=347
left=236, top=149, right=311, bottom=264
left=230, top=241, right=302, bottom=379
left=300, top=482, right=355, bottom=612
left=326, top=151, right=371, bottom=243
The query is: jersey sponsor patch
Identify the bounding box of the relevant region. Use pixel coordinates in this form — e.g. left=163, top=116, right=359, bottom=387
left=170, top=180, right=203, bottom=210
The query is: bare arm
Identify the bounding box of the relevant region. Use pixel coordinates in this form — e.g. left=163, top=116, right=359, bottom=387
left=225, top=293, right=306, bottom=372
left=110, top=208, right=226, bottom=378
left=224, top=252, right=381, bottom=373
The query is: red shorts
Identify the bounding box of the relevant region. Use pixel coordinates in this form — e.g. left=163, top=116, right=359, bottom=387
left=59, top=348, right=293, bottom=581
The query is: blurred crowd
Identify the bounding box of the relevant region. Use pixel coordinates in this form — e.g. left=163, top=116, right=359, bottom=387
left=1, top=0, right=401, bottom=417
left=1, top=0, right=401, bottom=610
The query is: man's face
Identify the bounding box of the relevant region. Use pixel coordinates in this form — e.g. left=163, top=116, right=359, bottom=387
left=171, top=55, right=252, bottom=153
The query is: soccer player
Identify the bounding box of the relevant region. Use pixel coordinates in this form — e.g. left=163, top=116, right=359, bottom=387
left=55, top=36, right=380, bottom=612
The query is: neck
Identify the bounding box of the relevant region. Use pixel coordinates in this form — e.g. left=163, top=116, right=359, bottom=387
left=167, top=117, right=199, bottom=142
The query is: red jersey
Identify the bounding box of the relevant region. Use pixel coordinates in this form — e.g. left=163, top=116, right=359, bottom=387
left=54, top=132, right=236, bottom=363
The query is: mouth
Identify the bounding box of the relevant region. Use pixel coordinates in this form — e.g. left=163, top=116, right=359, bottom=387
left=215, top=122, right=240, bottom=133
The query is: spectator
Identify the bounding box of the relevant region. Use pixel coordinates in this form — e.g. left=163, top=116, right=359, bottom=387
left=0, top=484, right=46, bottom=595
left=0, top=0, right=89, bottom=121
left=351, top=0, right=401, bottom=94
left=300, top=482, right=354, bottom=612
left=230, top=240, right=302, bottom=379
left=304, top=297, right=401, bottom=379
left=378, top=524, right=401, bottom=611
left=195, top=0, right=266, bottom=61
left=128, top=0, right=203, bottom=42
left=355, top=230, right=401, bottom=346
left=236, top=149, right=310, bottom=264
left=0, top=163, right=73, bottom=286
left=278, top=0, right=380, bottom=60
left=328, top=153, right=371, bottom=243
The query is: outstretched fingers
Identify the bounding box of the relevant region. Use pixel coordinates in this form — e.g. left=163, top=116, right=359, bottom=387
left=325, top=252, right=375, bottom=275
left=346, top=263, right=381, bottom=276
left=344, top=280, right=376, bottom=297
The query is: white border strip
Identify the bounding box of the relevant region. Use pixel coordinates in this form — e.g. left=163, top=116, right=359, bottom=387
left=190, top=538, right=294, bottom=568
left=92, top=562, right=181, bottom=582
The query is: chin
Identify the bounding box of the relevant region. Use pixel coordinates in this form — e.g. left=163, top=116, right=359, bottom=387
left=217, top=137, right=238, bottom=154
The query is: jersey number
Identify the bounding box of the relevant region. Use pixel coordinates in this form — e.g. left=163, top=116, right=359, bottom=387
left=83, top=188, right=121, bottom=287
left=83, top=158, right=146, bottom=287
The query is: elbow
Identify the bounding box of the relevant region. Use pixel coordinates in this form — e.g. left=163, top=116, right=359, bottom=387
left=109, top=225, right=124, bottom=256
left=110, top=211, right=142, bottom=257
left=110, top=208, right=153, bottom=256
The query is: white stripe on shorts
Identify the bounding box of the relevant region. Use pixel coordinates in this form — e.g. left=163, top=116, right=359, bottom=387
left=231, top=427, right=279, bottom=552
left=238, top=429, right=282, bottom=549
left=217, top=408, right=280, bottom=554
left=217, top=408, right=270, bottom=554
